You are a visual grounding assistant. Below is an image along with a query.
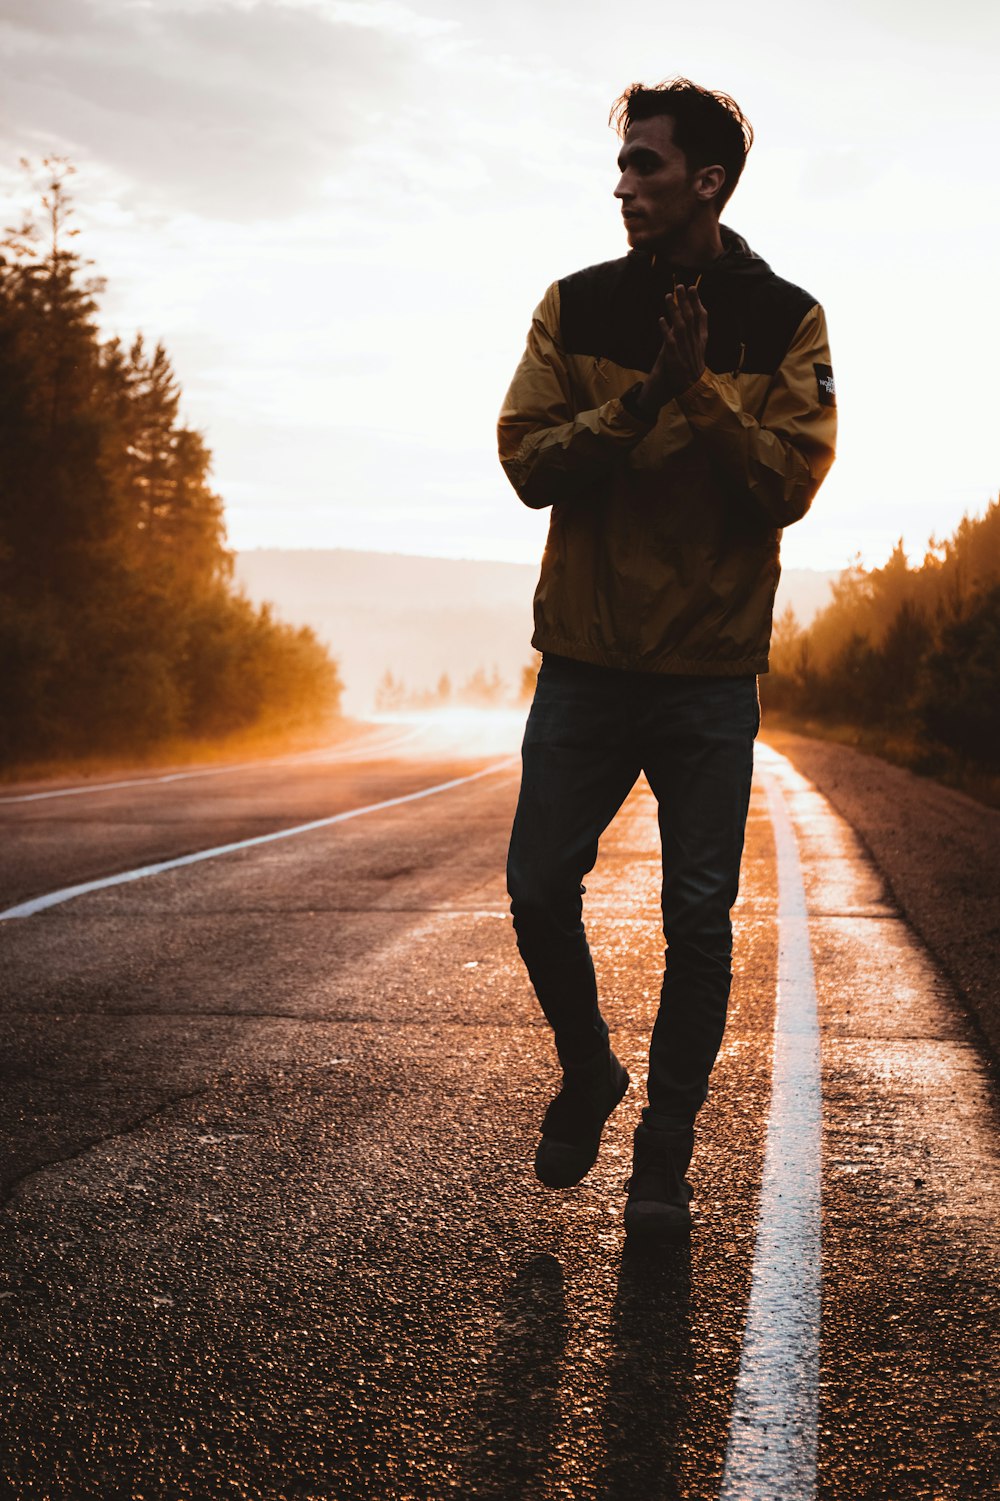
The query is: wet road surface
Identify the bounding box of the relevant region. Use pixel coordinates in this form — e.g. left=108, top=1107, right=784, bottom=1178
left=1, top=715, right=998, bottom=1499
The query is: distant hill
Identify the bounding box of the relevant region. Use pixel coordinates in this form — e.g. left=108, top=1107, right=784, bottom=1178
left=234, top=548, right=837, bottom=713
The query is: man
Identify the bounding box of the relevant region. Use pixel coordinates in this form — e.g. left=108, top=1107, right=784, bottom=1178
left=498, top=79, right=836, bottom=1236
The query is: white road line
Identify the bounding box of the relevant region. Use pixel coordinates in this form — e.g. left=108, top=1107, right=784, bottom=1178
left=720, top=748, right=822, bottom=1501
left=0, top=726, right=426, bottom=806
left=0, top=759, right=516, bottom=922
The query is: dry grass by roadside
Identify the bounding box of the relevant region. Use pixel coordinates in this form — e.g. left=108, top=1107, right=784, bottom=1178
left=0, top=714, right=367, bottom=790
left=760, top=709, right=1000, bottom=811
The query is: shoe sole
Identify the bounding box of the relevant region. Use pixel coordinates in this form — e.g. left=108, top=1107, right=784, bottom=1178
left=623, top=1198, right=692, bottom=1237
left=534, top=1061, right=630, bottom=1189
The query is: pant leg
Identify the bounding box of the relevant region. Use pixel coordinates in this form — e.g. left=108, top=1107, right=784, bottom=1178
left=640, top=675, right=760, bottom=1126
left=507, top=655, right=641, bottom=1066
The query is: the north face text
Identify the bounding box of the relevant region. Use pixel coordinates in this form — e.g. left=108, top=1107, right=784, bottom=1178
left=814, top=362, right=836, bottom=406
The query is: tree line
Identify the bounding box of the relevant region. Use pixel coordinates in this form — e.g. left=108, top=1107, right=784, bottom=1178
left=375, top=654, right=544, bottom=712
left=763, top=496, right=1000, bottom=772
left=375, top=664, right=528, bottom=712
left=0, top=158, right=341, bottom=770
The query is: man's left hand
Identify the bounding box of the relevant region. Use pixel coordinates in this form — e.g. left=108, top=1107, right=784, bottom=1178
left=634, top=283, right=709, bottom=420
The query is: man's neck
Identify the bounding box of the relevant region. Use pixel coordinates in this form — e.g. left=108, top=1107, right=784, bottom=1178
left=652, top=216, right=725, bottom=267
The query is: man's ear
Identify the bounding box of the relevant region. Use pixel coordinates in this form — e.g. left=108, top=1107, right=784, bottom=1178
left=694, top=164, right=726, bottom=203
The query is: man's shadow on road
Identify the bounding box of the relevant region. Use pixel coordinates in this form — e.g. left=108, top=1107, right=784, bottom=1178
left=457, top=1238, right=691, bottom=1500
left=596, top=1236, right=693, bottom=1501
left=457, top=1251, right=569, bottom=1498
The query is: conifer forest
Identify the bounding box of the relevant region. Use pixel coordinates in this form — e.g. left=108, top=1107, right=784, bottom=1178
left=0, top=158, right=342, bottom=770
left=762, top=497, right=1000, bottom=782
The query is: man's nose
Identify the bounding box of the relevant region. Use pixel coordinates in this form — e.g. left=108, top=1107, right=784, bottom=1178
left=614, top=174, right=632, bottom=201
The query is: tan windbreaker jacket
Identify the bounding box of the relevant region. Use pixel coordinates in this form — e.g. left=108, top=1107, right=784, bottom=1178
left=497, top=227, right=837, bottom=675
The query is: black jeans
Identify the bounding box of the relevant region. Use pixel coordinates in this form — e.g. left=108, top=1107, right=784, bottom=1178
left=506, top=653, right=759, bottom=1129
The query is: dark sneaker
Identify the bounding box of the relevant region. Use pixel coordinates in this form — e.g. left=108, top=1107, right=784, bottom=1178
left=623, top=1122, right=695, bottom=1236
left=535, top=1047, right=630, bottom=1189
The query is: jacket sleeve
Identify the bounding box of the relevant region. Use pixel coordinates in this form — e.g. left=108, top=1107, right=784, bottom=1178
left=675, top=300, right=837, bottom=527
left=497, top=281, right=653, bottom=509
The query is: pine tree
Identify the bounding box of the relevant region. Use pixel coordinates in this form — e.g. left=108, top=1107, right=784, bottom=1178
left=0, top=156, right=342, bottom=764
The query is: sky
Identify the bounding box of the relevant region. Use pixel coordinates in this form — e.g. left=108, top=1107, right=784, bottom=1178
left=0, top=0, right=998, bottom=574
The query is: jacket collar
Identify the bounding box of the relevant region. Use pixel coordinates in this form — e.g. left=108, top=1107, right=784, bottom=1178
left=633, top=224, right=769, bottom=283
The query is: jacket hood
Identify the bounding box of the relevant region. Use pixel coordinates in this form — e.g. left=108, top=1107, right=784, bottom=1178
left=639, top=224, right=773, bottom=286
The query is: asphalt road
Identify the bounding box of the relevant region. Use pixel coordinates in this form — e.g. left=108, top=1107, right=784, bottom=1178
left=1, top=714, right=998, bottom=1500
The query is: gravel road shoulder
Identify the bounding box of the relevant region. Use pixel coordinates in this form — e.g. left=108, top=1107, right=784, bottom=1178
left=763, top=727, right=1000, bottom=1064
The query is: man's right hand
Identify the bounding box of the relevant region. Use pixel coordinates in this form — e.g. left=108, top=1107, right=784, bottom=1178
left=634, top=283, right=709, bottom=421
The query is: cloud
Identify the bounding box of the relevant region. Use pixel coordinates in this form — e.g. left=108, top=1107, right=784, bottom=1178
left=0, top=0, right=441, bottom=220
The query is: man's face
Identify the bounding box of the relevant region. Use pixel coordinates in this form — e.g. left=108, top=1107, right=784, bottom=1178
left=614, top=115, right=705, bottom=250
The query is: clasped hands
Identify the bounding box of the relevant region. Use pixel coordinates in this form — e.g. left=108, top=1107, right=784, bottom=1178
left=633, top=282, right=708, bottom=422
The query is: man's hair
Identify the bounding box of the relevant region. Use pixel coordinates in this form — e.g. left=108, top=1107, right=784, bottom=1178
left=609, top=78, right=753, bottom=210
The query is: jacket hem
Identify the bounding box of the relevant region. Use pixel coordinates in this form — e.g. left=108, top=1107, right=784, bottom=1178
left=531, top=631, right=768, bottom=676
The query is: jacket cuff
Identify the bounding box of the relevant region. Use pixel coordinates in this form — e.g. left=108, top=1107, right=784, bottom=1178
left=608, top=385, right=657, bottom=434
left=674, top=367, right=730, bottom=429
left=618, top=381, right=657, bottom=428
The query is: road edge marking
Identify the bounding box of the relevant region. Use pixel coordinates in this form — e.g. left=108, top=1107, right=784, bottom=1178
left=0, top=759, right=516, bottom=922
left=719, top=750, right=822, bottom=1500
